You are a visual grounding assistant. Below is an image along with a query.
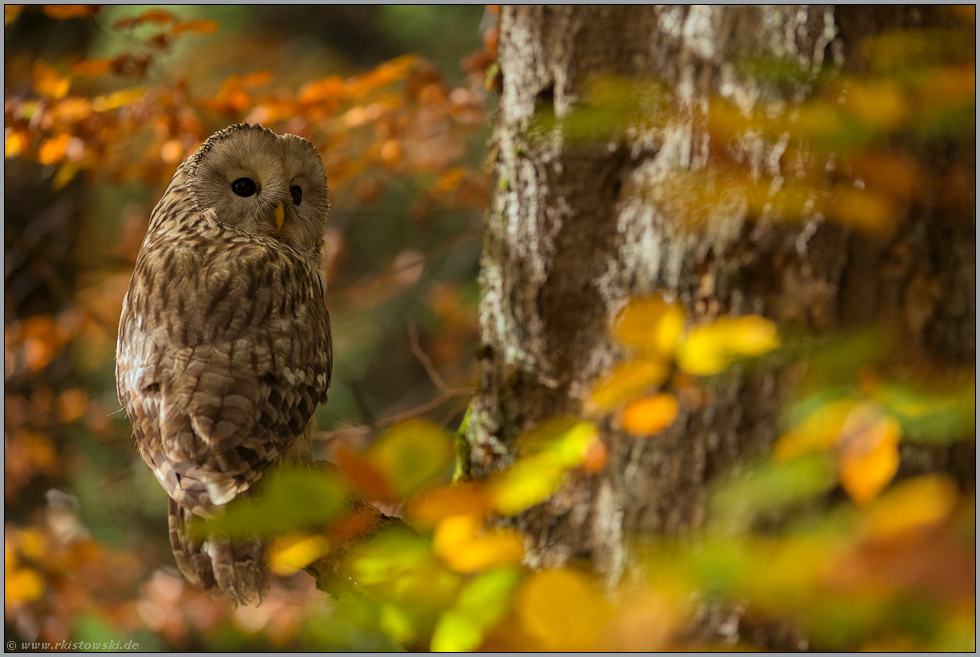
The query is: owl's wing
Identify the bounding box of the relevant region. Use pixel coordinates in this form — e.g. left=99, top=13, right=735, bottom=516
left=117, top=231, right=331, bottom=516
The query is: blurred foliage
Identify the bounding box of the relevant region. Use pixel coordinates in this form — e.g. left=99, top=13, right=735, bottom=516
left=4, top=4, right=975, bottom=652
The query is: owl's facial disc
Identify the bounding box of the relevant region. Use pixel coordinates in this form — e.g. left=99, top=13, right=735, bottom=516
left=189, top=124, right=328, bottom=252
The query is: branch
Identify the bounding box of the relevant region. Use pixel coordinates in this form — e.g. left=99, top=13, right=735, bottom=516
left=314, top=387, right=474, bottom=443
left=407, top=320, right=449, bottom=392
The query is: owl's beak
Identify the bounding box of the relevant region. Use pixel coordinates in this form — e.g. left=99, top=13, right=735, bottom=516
left=274, top=202, right=285, bottom=231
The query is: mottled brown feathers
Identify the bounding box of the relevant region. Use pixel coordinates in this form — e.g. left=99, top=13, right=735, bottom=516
left=116, top=123, right=332, bottom=605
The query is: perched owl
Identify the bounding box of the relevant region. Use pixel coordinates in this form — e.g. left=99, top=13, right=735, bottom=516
left=116, top=123, right=332, bottom=605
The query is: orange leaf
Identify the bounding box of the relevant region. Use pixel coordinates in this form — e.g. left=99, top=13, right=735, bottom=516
left=42, top=5, right=94, bottom=20
left=32, top=63, right=70, bottom=99
left=139, top=8, right=174, bottom=24
left=407, top=483, right=493, bottom=523
left=172, top=19, right=219, bottom=35
left=838, top=411, right=901, bottom=505
left=335, top=446, right=393, bottom=502
left=587, top=359, right=670, bottom=412
left=621, top=394, right=679, bottom=436
left=5, top=130, right=26, bottom=158
left=4, top=567, right=44, bottom=606
left=57, top=388, right=87, bottom=423
left=70, top=59, right=112, bottom=77
left=38, top=134, right=71, bottom=165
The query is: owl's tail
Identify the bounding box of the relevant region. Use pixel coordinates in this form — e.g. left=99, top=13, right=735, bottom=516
left=167, top=497, right=269, bottom=606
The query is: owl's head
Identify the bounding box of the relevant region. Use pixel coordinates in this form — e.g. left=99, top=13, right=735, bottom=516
left=185, top=123, right=329, bottom=252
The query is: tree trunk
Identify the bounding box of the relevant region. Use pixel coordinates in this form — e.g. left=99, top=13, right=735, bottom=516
left=467, top=3, right=974, bottom=591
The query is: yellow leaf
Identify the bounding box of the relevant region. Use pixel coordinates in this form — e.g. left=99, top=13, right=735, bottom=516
left=716, top=315, right=780, bottom=356
left=491, top=454, right=566, bottom=516
left=772, top=398, right=860, bottom=461
left=267, top=533, right=329, bottom=575
left=15, top=528, right=47, bottom=561
left=517, top=569, right=613, bottom=651
left=621, top=394, right=679, bottom=436
left=5, top=567, right=44, bottom=606
left=838, top=410, right=901, bottom=505
left=5, top=130, right=25, bottom=158
left=433, top=515, right=524, bottom=573
left=368, top=419, right=455, bottom=500
left=614, top=296, right=686, bottom=355
left=865, top=474, right=958, bottom=537
left=92, top=88, right=143, bottom=111
left=5, top=5, right=23, bottom=26
left=587, top=359, right=670, bottom=412
left=53, top=162, right=82, bottom=190
left=5, top=539, right=18, bottom=571
left=847, top=81, right=907, bottom=129
left=677, top=315, right=779, bottom=376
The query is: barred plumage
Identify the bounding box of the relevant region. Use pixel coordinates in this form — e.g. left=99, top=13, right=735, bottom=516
left=116, top=123, right=332, bottom=605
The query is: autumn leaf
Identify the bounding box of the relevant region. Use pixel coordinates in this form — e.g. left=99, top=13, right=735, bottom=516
left=5, top=567, right=45, bottom=606
left=838, top=407, right=902, bottom=504
left=621, top=393, right=680, bottom=436
left=5, top=5, right=23, bottom=26
left=32, top=63, right=70, bottom=99
left=491, top=453, right=566, bottom=516
left=614, top=296, right=685, bottom=355
left=772, top=398, right=861, bottom=461
left=5, top=130, right=26, bottom=158
left=407, top=482, right=494, bottom=524
left=433, top=514, right=524, bottom=573
left=587, top=359, right=671, bottom=411
left=267, top=533, right=330, bottom=575
left=677, top=315, right=779, bottom=376
left=172, top=20, right=219, bottom=36
left=366, top=420, right=455, bottom=500
left=335, top=446, right=394, bottom=502
left=71, top=59, right=113, bottom=77
left=517, top=569, right=614, bottom=651
left=41, top=5, right=95, bottom=20
left=864, top=474, right=959, bottom=537
left=431, top=567, right=521, bottom=651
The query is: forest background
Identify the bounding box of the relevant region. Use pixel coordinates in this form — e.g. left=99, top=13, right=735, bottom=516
left=4, top=5, right=975, bottom=652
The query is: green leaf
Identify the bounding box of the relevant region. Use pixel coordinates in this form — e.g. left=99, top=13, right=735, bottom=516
left=369, top=420, right=455, bottom=499
left=196, top=467, right=348, bottom=539
left=709, top=453, right=837, bottom=533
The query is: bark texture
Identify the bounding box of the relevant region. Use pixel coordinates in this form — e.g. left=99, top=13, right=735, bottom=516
left=467, top=2, right=974, bottom=596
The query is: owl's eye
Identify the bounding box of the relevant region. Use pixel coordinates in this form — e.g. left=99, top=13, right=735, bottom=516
left=290, top=185, right=302, bottom=206
left=232, top=178, right=258, bottom=197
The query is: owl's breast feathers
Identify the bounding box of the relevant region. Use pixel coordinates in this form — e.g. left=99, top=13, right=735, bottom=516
left=116, top=211, right=332, bottom=518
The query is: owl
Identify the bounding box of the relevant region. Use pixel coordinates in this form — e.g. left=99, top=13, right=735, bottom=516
left=115, top=123, right=332, bottom=605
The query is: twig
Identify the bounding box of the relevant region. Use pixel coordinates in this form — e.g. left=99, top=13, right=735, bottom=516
left=314, top=387, right=474, bottom=443
left=407, top=320, right=449, bottom=392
